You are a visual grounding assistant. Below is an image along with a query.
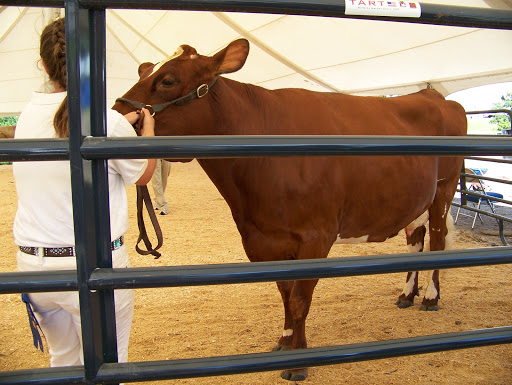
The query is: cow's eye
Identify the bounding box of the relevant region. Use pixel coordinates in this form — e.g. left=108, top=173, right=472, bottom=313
left=161, top=77, right=177, bottom=87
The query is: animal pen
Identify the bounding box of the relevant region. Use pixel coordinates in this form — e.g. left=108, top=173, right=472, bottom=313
left=0, top=1, right=512, bottom=384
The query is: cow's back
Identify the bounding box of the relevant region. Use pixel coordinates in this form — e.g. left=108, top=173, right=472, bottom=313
left=264, top=87, right=466, bottom=137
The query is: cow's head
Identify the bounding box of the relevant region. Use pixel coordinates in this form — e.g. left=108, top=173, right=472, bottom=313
left=113, top=38, right=250, bottom=138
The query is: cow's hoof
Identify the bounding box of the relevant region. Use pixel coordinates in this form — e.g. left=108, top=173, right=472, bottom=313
left=420, top=304, right=439, bottom=311
left=272, top=344, right=291, bottom=352
left=281, top=368, right=308, bottom=381
left=395, top=298, right=414, bottom=309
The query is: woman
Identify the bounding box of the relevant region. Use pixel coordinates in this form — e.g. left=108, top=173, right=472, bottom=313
left=13, top=17, right=156, bottom=366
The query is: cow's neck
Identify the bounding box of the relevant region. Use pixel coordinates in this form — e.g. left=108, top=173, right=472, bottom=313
left=194, top=78, right=272, bottom=223
left=210, top=77, right=273, bottom=135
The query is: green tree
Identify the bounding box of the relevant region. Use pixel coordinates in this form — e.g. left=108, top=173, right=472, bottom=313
left=490, top=92, right=512, bottom=133
left=0, top=116, right=18, bottom=126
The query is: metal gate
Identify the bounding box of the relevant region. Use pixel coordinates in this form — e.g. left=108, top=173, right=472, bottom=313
left=453, top=110, right=512, bottom=246
left=1, top=1, right=512, bottom=384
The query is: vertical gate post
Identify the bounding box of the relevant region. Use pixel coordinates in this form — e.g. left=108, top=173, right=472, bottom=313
left=65, top=1, right=118, bottom=383
left=89, top=6, right=121, bottom=367
left=460, top=161, right=467, bottom=206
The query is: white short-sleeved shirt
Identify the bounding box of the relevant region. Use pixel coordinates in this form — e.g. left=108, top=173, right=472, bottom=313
left=13, top=91, right=148, bottom=247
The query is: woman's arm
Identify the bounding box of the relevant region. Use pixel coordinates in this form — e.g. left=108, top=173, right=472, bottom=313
left=125, top=108, right=157, bottom=186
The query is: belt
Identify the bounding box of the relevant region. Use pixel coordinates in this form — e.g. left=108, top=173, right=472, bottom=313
left=18, top=236, right=124, bottom=257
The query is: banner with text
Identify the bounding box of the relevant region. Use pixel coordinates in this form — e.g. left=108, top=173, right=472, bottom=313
left=346, top=1, right=422, bottom=18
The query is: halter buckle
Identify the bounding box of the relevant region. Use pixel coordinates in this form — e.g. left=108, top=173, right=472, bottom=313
left=145, top=105, right=156, bottom=117
left=197, top=84, right=209, bottom=98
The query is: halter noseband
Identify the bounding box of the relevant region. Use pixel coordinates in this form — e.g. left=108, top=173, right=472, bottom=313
left=116, top=78, right=217, bottom=116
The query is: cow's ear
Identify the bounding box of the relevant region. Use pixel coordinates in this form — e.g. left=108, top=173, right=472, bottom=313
left=138, top=62, right=154, bottom=79
left=214, top=39, right=250, bottom=75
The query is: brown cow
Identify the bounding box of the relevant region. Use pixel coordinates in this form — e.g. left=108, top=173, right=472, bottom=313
left=113, top=39, right=467, bottom=381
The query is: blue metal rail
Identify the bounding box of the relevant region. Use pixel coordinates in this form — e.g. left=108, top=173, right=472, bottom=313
left=0, top=1, right=511, bottom=384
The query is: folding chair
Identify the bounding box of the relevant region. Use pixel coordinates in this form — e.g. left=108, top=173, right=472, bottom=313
left=455, top=168, right=504, bottom=229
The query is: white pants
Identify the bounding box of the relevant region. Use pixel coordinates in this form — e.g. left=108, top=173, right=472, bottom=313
left=151, top=159, right=171, bottom=214
left=17, top=245, right=134, bottom=367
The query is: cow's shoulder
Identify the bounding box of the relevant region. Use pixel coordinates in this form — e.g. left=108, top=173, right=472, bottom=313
left=415, top=88, right=446, bottom=100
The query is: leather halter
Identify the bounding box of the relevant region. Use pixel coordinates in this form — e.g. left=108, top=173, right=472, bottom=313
left=115, top=78, right=217, bottom=116
left=117, top=79, right=217, bottom=258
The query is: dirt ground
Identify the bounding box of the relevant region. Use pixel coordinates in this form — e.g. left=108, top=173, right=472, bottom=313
left=0, top=161, right=511, bottom=384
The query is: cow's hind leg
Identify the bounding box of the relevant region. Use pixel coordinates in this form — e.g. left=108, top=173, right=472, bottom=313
left=421, top=199, right=455, bottom=311
left=396, top=225, right=426, bottom=308
left=421, top=269, right=440, bottom=311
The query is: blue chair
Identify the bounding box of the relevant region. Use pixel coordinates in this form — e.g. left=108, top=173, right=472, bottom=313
left=455, top=168, right=504, bottom=229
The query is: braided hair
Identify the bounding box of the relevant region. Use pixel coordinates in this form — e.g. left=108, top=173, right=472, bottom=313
left=40, top=18, right=68, bottom=138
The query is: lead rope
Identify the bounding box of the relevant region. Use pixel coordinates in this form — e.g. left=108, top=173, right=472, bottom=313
left=136, top=185, right=163, bottom=258
left=133, top=111, right=164, bottom=259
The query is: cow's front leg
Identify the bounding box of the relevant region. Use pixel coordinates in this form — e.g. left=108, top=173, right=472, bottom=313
left=279, top=278, right=318, bottom=382
left=274, top=280, right=294, bottom=351
left=396, top=225, right=425, bottom=308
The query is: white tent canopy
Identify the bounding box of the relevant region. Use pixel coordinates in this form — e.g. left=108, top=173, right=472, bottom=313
left=1, top=1, right=511, bottom=116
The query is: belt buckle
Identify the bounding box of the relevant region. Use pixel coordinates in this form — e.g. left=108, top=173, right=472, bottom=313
left=113, top=237, right=121, bottom=249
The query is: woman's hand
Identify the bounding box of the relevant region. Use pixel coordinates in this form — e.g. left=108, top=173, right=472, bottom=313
left=123, top=110, right=141, bottom=126
left=138, top=108, right=155, bottom=137
left=123, top=108, right=155, bottom=137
